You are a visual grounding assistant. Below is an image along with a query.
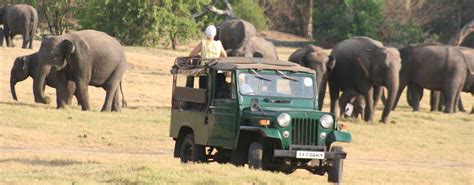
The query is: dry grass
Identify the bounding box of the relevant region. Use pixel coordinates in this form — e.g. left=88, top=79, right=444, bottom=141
left=0, top=38, right=473, bottom=184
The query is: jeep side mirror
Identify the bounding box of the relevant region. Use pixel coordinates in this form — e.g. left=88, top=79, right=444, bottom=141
left=251, top=98, right=259, bottom=112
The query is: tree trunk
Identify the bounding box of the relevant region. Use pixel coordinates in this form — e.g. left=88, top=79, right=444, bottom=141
left=306, top=0, right=314, bottom=39
left=448, top=19, right=474, bottom=46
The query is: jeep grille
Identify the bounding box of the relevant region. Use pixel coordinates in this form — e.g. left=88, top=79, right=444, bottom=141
left=291, top=118, right=319, bottom=146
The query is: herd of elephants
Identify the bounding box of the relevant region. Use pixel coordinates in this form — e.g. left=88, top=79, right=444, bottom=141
left=1, top=4, right=473, bottom=123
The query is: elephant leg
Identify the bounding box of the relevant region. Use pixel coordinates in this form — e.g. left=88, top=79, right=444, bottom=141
left=457, top=95, right=466, bottom=112
left=111, top=89, right=121, bottom=112
left=408, top=83, right=423, bottom=112
left=392, top=76, right=408, bottom=111
left=318, top=81, right=327, bottom=111
left=3, top=28, right=11, bottom=47
left=430, top=91, right=441, bottom=112
left=373, top=86, right=383, bottom=111
left=28, top=27, right=35, bottom=49
left=102, top=83, right=119, bottom=112
left=65, top=81, right=76, bottom=105
left=9, top=34, right=15, bottom=47
left=443, top=91, right=457, bottom=113
left=75, top=80, right=90, bottom=111
left=55, top=74, right=69, bottom=109
left=328, top=85, right=340, bottom=117
left=364, top=87, right=374, bottom=122
left=453, top=94, right=461, bottom=113
left=22, top=33, right=28, bottom=49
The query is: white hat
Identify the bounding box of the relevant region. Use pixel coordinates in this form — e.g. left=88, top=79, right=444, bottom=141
left=205, top=25, right=217, bottom=39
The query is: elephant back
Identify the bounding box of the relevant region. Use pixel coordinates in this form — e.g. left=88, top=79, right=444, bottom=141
left=331, top=36, right=383, bottom=65
left=5, top=4, right=38, bottom=32
left=218, top=19, right=257, bottom=50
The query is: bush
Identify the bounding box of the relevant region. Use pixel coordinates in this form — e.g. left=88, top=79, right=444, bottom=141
left=382, top=21, right=425, bottom=47
left=76, top=0, right=199, bottom=48
left=314, top=0, right=384, bottom=46
left=232, top=0, right=268, bottom=30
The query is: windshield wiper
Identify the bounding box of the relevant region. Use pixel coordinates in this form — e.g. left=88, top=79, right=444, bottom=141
left=276, top=70, right=299, bottom=82
left=250, top=69, right=272, bottom=81
left=264, top=98, right=291, bottom=104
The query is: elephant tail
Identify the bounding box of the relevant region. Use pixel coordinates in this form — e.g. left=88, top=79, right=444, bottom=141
left=120, top=81, right=127, bottom=108
left=28, top=18, right=35, bottom=43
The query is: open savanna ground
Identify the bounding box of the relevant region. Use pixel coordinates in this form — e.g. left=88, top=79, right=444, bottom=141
left=0, top=39, right=473, bottom=184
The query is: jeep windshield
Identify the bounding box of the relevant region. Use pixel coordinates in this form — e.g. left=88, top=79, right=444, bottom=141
left=238, top=72, right=315, bottom=99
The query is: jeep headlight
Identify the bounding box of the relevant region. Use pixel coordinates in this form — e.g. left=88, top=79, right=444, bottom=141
left=277, top=113, right=291, bottom=127
left=320, top=114, right=334, bottom=129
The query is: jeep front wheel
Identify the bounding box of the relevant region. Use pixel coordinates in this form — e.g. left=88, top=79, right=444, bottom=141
left=248, top=141, right=264, bottom=169
left=327, top=146, right=344, bottom=183
left=180, top=134, right=206, bottom=163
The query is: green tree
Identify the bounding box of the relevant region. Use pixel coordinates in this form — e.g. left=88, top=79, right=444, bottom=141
left=314, top=0, right=384, bottom=45
left=76, top=0, right=199, bottom=48
left=232, top=0, right=268, bottom=30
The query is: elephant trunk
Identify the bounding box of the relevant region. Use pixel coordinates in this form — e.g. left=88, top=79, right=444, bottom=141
left=317, top=73, right=327, bottom=110
left=33, top=65, right=51, bottom=104
left=10, top=77, right=18, bottom=101
left=381, top=74, right=399, bottom=123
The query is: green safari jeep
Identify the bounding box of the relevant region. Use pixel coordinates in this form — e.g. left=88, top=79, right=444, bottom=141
left=169, top=57, right=352, bottom=183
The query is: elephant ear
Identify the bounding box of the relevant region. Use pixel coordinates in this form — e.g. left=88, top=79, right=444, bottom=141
left=60, top=39, right=75, bottom=60
left=357, top=49, right=373, bottom=77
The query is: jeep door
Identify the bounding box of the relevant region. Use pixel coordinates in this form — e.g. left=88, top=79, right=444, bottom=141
left=207, top=71, right=238, bottom=148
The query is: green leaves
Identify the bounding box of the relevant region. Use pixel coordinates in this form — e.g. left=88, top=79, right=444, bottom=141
left=315, top=0, right=385, bottom=45
left=76, top=0, right=200, bottom=48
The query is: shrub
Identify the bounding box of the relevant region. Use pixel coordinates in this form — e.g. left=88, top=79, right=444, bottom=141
left=232, top=0, right=268, bottom=30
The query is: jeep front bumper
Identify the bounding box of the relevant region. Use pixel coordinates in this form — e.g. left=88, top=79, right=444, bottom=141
left=273, top=145, right=347, bottom=159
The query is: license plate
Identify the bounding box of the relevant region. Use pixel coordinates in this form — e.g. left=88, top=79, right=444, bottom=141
left=296, top=151, right=325, bottom=159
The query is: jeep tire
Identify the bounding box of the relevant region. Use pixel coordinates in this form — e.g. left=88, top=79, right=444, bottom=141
left=327, top=146, right=344, bottom=183
left=248, top=141, right=264, bottom=169
left=180, top=134, right=206, bottom=163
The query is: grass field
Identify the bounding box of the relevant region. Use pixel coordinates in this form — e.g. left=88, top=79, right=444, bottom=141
left=0, top=38, right=473, bottom=184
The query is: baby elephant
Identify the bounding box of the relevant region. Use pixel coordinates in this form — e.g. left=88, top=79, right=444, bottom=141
left=339, top=89, right=366, bottom=119
left=10, top=52, right=79, bottom=104
left=11, top=52, right=127, bottom=107
left=11, top=52, right=128, bottom=107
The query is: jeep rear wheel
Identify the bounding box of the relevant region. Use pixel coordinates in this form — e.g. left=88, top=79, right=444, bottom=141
left=180, top=134, right=206, bottom=163
left=248, top=141, right=263, bottom=169
left=327, top=146, right=344, bottom=183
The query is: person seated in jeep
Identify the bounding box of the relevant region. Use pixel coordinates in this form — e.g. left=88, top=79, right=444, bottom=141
left=239, top=74, right=254, bottom=95
left=216, top=73, right=231, bottom=99
left=189, top=25, right=227, bottom=59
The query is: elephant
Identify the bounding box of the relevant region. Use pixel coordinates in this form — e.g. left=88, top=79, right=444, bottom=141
left=394, top=43, right=474, bottom=113
left=339, top=89, right=365, bottom=119
left=34, top=30, right=128, bottom=112
left=328, top=37, right=401, bottom=123
left=10, top=52, right=128, bottom=107
left=10, top=52, right=77, bottom=103
left=0, top=4, right=38, bottom=49
left=404, top=86, right=466, bottom=112
left=218, top=18, right=256, bottom=50
left=288, top=45, right=335, bottom=110
left=226, top=36, right=279, bottom=59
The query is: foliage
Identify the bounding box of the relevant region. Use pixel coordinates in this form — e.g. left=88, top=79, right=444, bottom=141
left=37, top=0, right=75, bottom=35
left=382, top=21, right=425, bottom=47
left=232, top=0, right=268, bottom=30
left=314, top=0, right=384, bottom=46
left=76, top=0, right=199, bottom=48
left=0, top=0, right=73, bottom=35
